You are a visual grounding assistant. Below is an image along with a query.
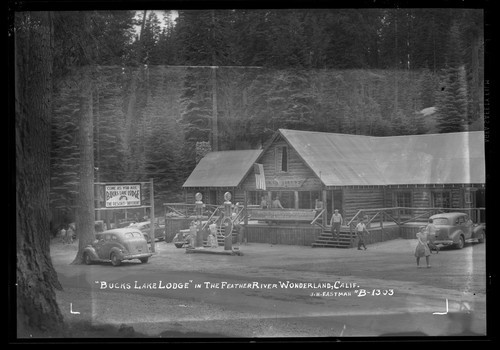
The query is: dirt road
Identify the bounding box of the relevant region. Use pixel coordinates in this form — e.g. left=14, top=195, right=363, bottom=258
left=51, top=237, right=487, bottom=338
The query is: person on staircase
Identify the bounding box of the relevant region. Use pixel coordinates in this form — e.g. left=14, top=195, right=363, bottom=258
left=330, top=209, right=343, bottom=241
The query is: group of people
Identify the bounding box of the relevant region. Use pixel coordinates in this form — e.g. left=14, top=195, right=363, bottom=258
left=328, top=210, right=441, bottom=259
left=414, top=218, right=440, bottom=268
left=59, top=224, right=75, bottom=244
left=258, top=196, right=441, bottom=260
left=260, top=195, right=284, bottom=209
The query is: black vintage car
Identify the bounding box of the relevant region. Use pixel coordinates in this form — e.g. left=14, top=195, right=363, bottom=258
left=83, top=228, right=152, bottom=266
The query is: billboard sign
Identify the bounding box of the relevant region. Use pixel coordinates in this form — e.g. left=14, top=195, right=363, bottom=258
left=105, top=184, right=141, bottom=208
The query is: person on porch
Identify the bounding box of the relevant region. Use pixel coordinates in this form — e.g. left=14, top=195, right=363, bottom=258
left=272, top=196, right=284, bottom=209
left=330, top=209, right=343, bottom=240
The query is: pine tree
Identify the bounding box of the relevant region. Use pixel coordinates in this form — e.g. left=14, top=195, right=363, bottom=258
left=15, top=11, right=67, bottom=336
left=436, top=23, right=468, bottom=133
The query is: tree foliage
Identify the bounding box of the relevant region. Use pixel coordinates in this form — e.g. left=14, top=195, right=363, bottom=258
left=48, top=8, right=484, bottom=218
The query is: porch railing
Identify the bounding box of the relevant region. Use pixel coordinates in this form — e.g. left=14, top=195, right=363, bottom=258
left=346, top=207, right=486, bottom=227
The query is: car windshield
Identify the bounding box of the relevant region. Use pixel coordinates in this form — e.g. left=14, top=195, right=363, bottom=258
left=432, top=218, right=449, bottom=225
left=124, top=231, right=143, bottom=238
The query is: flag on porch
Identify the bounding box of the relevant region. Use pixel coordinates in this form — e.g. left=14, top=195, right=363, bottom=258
left=254, top=163, right=266, bottom=190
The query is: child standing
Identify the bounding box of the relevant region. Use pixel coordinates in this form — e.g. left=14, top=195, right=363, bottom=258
left=425, top=218, right=440, bottom=254
left=355, top=218, right=370, bottom=250
left=415, top=226, right=431, bottom=268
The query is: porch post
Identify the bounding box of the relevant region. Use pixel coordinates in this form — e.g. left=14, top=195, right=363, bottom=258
left=244, top=191, right=248, bottom=226
left=322, top=189, right=327, bottom=227
left=244, top=191, right=248, bottom=245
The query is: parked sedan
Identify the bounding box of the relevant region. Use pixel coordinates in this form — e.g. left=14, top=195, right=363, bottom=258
left=129, top=221, right=166, bottom=242
left=83, top=228, right=152, bottom=266
left=431, top=212, right=485, bottom=249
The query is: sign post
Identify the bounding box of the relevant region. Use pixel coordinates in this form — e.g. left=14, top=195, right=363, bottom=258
left=95, top=180, right=155, bottom=252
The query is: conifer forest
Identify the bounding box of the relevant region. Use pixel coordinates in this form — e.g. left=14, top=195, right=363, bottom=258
left=42, top=8, right=484, bottom=221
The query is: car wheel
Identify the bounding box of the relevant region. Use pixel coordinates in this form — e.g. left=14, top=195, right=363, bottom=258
left=140, top=257, right=149, bottom=264
left=83, top=252, right=93, bottom=265
left=456, top=235, right=465, bottom=249
left=110, top=252, right=121, bottom=266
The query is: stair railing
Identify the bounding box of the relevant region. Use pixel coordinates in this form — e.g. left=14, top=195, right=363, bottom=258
left=310, top=208, right=325, bottom=230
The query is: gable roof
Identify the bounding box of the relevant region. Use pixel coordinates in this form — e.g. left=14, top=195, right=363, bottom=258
left=182, top=150, right=263, bottom=188
left=279, top=130, right=386, bottom=186
left=279, top=129, right=485, bottom=186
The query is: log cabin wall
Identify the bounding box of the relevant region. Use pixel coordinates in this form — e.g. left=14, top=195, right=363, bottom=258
left=384, top=185, right=472, bottom=222
left=342, top=187, right=385, bottom=221
left=241, top=138, right=323, bottom=192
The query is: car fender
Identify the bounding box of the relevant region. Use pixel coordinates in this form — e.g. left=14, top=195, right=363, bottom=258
left=450, top=229, right=464, bottom=243
left=109, top=246, right=125, bottom=260
left=83, top=246, right=99, bottom=260
left=472, top=224, right=485, bottom=238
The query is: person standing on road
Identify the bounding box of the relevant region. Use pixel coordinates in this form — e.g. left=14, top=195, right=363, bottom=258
left=66, top=224, right=75, bottom=244
left=234, top=219, right=246, bottom=246
left=60, top=225, right=67, bottom=244
left=425, top=218, right=439, bottom=254
left=355, top=217, right=370, bottom=250
left=330, top=209, right=343, bottom=240
left=415, top=226, right=431, bottom=268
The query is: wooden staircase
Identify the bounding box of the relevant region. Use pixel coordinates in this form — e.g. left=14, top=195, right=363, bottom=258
left=311, top=229, right=354, bottom=248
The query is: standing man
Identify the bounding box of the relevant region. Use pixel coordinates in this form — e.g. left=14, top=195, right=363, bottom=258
left=355, top=217, right=370, bottom=250
left=330, top=209, right=343, bottom=240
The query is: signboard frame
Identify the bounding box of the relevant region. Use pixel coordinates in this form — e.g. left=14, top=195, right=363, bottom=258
left=104, top=183, right=142, bottom=208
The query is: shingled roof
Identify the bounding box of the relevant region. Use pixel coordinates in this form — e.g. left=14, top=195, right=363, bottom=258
left=183, top=149, right=263, bottom=188
left=183, top=130, right=485, bottom=188
left=279, top=129, right=485, bottom=186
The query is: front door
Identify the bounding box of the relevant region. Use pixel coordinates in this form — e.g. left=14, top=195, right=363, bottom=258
left=326, top=190, right=343, bottom=225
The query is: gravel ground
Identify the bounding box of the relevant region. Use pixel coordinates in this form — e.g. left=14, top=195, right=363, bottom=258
left=51, top=237, right=487, bottom=339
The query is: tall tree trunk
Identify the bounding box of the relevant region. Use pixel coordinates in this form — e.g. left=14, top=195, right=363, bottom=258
left=71, top=67, right=96, bottom=264
left=71, top=11, right=96, bottom=264
left=15, top=11, right=66, bottom=337
left=211, top=10, right=219, bottom=151
left=123, top=10, right=147, bottom=176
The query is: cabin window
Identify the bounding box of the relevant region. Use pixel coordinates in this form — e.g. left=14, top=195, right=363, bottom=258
left=275, top=146, right=288, bottom=173
left=298, top=191, right=322, bottom=209
left=394, top=191, right=412, bottom=216
left=281, top=146, right=288, bottom=172
left=247, top=191, right=262, bottom=206
left=432, top=191, right=451, bottom=208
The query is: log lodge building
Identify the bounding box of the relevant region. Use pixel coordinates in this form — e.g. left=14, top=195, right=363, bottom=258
left=175, top=129, right=485, bottom=247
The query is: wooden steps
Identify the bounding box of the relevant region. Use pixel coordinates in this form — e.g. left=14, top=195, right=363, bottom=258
left=311, top=230, right=354, bottom=248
